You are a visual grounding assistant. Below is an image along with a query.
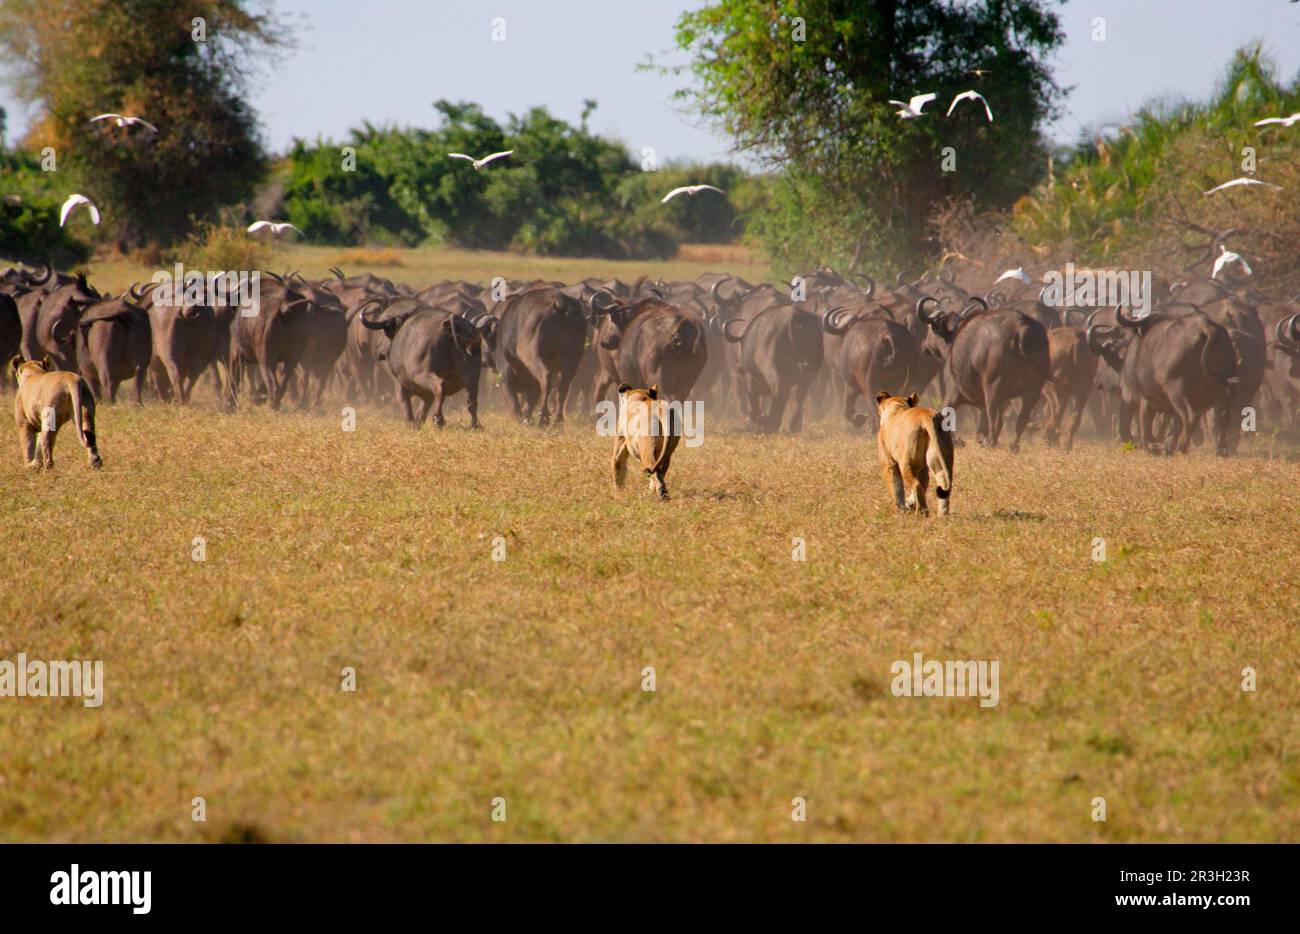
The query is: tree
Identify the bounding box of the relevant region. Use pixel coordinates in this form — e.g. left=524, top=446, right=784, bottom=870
left=0, top=0, right=292, bottom=248
left=667, top=0, right=1066, bottom=274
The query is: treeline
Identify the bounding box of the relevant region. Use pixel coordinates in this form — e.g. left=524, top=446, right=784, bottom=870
left=271, top=100, right=749, bottom=259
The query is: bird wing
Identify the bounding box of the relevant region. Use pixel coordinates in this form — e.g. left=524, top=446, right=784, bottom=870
left=993, top=268, right=1021, bottom=283
left=946, top=91, right=973, bottom=116
left=60, top=196, right=84, bottom=226
left=447, top=153, right=474, bottom=162
left=1211, top=254, right=1227, bottom=278
left=86, top=202, right=100, bottom=225
left=131, top=118, right=158, bottom=132
left=909, top=93, right=937, bottom=111
left=887, top=100, right=908, bottom=110
left=280, top=224, right=303, bottom=234
left=978, top=93, right=993, bottom=121
left=247, top=221, right=271, bottom=233
left=1254, top=118, right=1285, bottom=126
left=480, top=150, right=513, bottom=165
left=661, top=188, right=689, bottom=203
left=89, top=114, right=120, bottom=123
left=1240, top=257, right=1253, bottom=275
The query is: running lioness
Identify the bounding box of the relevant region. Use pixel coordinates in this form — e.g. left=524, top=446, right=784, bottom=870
left=875, top=391, right=953, bottom=516
left=611, top=383, right=679, bottom=500
left=11, top=355, right=103, bottom=470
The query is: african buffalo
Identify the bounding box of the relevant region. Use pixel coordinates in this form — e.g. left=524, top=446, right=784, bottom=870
left=1088, top=304, right=1238, bottom=455
left=919, top=297, right=1050, bottom=451
left=75, top=295, right=152, bottom=403
left=488, top=286, right=587, bottom=426
left=722, top=301, right=823, bottom=432
left=360, top=300, right=485, bottom=428
left=589, top=294, right=708, bottom=403
left=821, top=305, right=919, bottom=432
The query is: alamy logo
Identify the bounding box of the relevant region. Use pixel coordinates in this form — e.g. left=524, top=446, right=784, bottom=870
left=1040, top=263, right=1151, bottom=316
left=0, top=653, right=104, bottom=707
left=50, top=865, right=151, bottom=914
left=149, top=264, right=261, bottom=317
left=890, top=653, right=1000, bottom=707
left=595, top=398, right=705, bottom=447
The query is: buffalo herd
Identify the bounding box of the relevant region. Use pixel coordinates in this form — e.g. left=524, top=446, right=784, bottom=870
left=4, top=260, right=1300, bottom=463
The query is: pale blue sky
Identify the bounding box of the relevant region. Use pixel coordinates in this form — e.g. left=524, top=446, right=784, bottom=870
left=3, top=1, right=1298, bottom=162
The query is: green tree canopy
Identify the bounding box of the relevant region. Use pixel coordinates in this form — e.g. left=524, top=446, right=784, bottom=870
left=667, top=0, right=1066, bottom=274
left=0, top=0, right=291, bottom=247
left=280, top=99, right=745, bottom=259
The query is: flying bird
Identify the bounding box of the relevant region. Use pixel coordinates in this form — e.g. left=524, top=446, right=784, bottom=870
left=888, top=93, right=937, bottom=119
left=246, top=221, right=302, bottom=240
left=1211, top=245, right=1251, bottom=280
left=59, top=194, right=100, bottom=227
left=660, top=184, right=725, bottom=204
left=994, top=267, right=1033, bottom=285
left=1254, top=113, right=1300, bottom=128
left=447, top=150, right=513, bottom=170
left=90, top=113, right=158, bottom=133
left=1202, top=177, right=1282, bottom=196
left=947, top=90, right=993, bottom=122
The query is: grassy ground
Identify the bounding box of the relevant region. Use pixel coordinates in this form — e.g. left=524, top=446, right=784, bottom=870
left=79, top=242, right=773, bottom=295
left=2, top=377, right=1298, bottom=842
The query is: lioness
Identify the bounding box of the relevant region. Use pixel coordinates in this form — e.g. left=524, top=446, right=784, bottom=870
left=876, top=391, right=953, bottom=516
left=11, top=355, right=102, bottom=470
left=611, top=383, right=679, bottom=500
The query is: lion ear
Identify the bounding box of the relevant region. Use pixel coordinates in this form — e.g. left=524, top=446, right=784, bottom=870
left=907, top=393, right=919, bottom=407
left=9, top=355, right=21, bottom=375
left=646, top=384, right=658, bottom=400
left=875, top=390, right=891, bottom=405
left=617, top=383, right=632, bottom=394
left=40, top=354, right=54, bottom=371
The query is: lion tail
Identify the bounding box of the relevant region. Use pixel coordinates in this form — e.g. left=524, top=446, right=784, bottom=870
left=71, top=378, right=102, bottom=467
left=924, top=412, right=954, bottom=500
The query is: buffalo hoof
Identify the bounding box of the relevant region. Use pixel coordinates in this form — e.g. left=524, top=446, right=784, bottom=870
left=1009, top=442, right=1020, bottom=454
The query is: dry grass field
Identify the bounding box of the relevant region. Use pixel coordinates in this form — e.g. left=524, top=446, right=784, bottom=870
left=1, top=246, right=1298, bottom=843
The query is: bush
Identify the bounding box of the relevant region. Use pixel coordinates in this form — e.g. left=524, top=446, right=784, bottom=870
left=0, top=149, right=91, bottom=264
left=164, top=219, right=281, bottom=272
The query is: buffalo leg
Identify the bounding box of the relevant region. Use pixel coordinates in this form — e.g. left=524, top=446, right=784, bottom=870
left=1007, top=386, right=1041, bottom=453
left=536, top=371, right=555, bottom=428
left=766, top=380, right=791, bottom=433
left=1063, top=388, right=1087, bottom=451
left=552, top=373, right=573, bottom=426
left=428, top=383, right=446, bottom=428
left=398, top=387, right=418, bottom=426
left=163, top=359, right=183, bottom=405
left=466, top=383, right=481, bottom=430
left=1041, top=385, right=1061, bottom=446
left=744, top=374, right=763, bottom=428
left=787, top=377, right=811, bottom=434
left=842, top=380, right=863, bottom=429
